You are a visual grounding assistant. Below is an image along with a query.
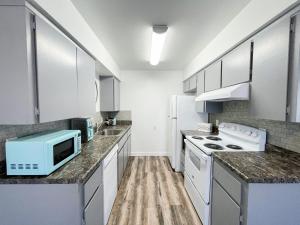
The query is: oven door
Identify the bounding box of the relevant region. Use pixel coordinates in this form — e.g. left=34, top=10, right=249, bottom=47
left=184, top=139, right=211, bottom=204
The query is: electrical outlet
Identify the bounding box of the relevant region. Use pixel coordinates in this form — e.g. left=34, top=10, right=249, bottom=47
left=216, top=120, right=219, bottom=126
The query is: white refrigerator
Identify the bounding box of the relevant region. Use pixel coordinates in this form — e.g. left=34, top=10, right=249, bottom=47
left=167, top=95, right=208, bottom=172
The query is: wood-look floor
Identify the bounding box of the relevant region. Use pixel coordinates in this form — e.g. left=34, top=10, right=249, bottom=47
left=107, top=156, right=203, bottom=225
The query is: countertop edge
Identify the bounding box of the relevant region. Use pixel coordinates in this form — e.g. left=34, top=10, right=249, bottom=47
left=212, top=151, right=300, bottom=184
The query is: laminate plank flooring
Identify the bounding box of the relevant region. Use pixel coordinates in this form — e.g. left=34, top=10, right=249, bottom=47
left=107, top=156, right=203, bottom=225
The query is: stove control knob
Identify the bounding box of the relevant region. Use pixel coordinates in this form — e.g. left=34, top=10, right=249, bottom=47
left=245, top=131, right=252, bottom=136
left=251, top=132, right=258, bottom=137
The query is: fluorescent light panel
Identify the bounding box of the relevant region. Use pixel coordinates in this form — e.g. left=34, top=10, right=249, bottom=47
left=150, top=25, right=168, bottom=66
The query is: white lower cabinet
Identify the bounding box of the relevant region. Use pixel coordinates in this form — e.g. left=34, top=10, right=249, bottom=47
left=212, top=160, right=300, bottom=225
left=103, top=145, right=118, bottom=225
left=84, top=186, right=103, bottom=225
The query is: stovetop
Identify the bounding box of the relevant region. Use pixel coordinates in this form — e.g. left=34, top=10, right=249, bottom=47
left=186, top=123, right=267, bottom=155
left=186, top=135, right=245, bottom=155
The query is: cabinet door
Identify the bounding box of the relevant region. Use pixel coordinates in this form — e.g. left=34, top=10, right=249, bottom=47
left=84, top=186, right=103, bottom=225
left=249, top=16, right=290, bottom=121
left=100, top=76, right=119, bottom=112
left=222, top=41, right=252, bottom=88
left=124, top=141, right=128, bottom=169
left=195, top=70, right=223, bottom=113
left=128, top=135, right=131, bottom=157
left=117, top=148, right=124, bottom=186
left=114, top=78, right=120, bottom=111
left=77, top=48, right=96, bottom=117
left=100, top=77, right=114, bottom=111
left=35, top=16, right=77, bottom=122
left=103, top=152, right=117, bottom=225
left=183, top=80, right=190, bottom=93
left=189, top=75, right=197, bottom=91
left=195, top=71, right=205, bottom=112
left=205, top=61, right=222, bottom=92
left=121, top=146, right=125, bottom=176
left=211, top=180, right=240, bottom=225
left=0, top=8, right=37, bottom=124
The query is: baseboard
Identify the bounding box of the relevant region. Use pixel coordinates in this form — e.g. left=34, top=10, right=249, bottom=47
left=130, top=152, right=168, bottom=156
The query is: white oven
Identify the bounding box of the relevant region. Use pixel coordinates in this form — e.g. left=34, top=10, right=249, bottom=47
left=184, top=139, right=211, bottom=225
left=183, top=123, right=266, bottom=225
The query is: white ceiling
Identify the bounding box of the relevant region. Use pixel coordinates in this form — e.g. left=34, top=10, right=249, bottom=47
left=71, top=0, right=250, bottom=70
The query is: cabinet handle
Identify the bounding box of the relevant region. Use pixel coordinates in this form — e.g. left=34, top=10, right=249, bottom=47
left=95, top=80, right=99, bottom=103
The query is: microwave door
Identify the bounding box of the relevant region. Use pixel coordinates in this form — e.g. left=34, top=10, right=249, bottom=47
left=53, top=138, right=75, bottom=165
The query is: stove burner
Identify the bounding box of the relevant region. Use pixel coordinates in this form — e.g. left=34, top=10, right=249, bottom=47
left=206, top=136, right=222, bottom=141
left=192, top=136, right=204, bottom=140
left=204, top=143, right=224, bottom=150
left=226, top=144, right=243, bottom=150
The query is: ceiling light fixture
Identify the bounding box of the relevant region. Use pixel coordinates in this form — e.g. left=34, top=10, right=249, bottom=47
left=150, top=25, right=168, bottom=66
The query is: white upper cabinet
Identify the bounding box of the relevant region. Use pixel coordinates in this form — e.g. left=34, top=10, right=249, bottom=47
left=35, top=16, right=78, bottom=123
left=222, top=41, right=252, bottom=88
left=0, top=5, right=98, bottom=124
left=77, top=48, right=96, bottom=117
left=195, top=71, right=205, bottom=112
left=205, top=61, right=222, bottom=92
left=183, top=79, right=190, bottom=93
left=195, top=70, right=223, bottom=113
left=189, top=75, right=197, bottom=91
left=183, top=75, right=197, bottom=93
left=249, top=15, right=291, bottom=121
left=100, top=76, right=120, bottom=112
left=0, top=7, right=37, bottom=124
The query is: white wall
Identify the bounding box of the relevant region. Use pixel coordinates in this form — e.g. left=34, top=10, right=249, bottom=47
left=30, top=0, right=120, bottom=78
left=120, top=70, right=183, bottom=156
left=184, top=0, right=299, bottom=79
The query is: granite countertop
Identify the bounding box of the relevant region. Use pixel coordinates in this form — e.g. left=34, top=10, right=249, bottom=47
left=0, top=124, right=131, bottom=184
left=181, top=130, right=212, bottom=137
left=213, top=145, right=300, bottom=183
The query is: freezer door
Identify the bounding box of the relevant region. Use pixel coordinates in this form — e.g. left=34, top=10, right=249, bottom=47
left=176, top=96, right=208, bottom=130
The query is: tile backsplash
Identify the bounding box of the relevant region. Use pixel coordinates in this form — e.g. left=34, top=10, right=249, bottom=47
left=101, top=110, right=132, bottom=121
left=210, top=101, right=300, bottom=153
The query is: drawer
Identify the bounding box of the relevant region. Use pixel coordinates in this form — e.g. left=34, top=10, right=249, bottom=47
left=84, top=163, right=103, bottom=207
left=184, top=174, right=209, bottom=225
left=213, top=161, right=242, bottom=205
left=211, top=180, right=240, bottom=225
left=84, top=185, right=103, bottom=225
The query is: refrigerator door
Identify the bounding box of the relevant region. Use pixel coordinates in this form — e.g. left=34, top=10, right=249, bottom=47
left=175, top=96, right=208, bottom=171
left=170, top=95, right=177, bottom=119
left=176, top=96, right=207, bottom=130
left=169, top=118, right=177, bottom=169
left=168, top=95, right=208, bottom=171
left=167, top=95, right=177, bottom=168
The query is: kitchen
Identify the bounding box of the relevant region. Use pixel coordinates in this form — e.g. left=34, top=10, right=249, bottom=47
left=0, top=0, right=300, bottom=225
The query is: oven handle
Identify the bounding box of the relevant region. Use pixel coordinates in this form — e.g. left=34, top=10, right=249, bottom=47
left=184, top=139, right=208, bottom=162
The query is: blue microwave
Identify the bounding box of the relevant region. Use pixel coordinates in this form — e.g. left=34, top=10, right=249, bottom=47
left=5, top=130, right=81, bottom=176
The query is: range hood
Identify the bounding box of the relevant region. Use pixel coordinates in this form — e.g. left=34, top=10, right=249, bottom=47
left=195, top=83, right=250, bottom=102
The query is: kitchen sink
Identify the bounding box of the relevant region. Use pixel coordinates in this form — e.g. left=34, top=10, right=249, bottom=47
left=99, top=129, right=123, bottom=136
